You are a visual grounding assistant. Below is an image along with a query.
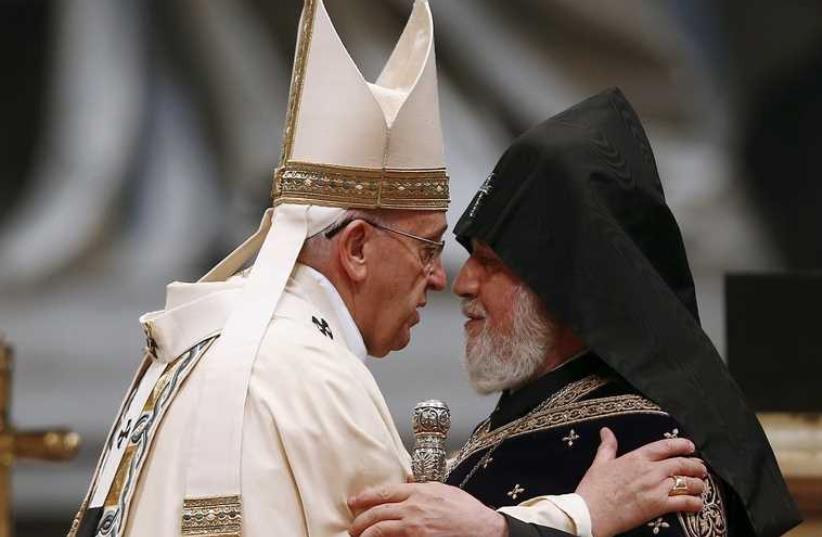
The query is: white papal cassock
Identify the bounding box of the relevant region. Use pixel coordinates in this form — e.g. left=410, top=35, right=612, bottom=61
left=126, top=263, right=410, bottom=536
left=69, top=261, right=411, bottom=537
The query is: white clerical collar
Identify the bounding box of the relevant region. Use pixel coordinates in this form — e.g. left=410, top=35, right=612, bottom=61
left=300, top=265, right=368, bottom=362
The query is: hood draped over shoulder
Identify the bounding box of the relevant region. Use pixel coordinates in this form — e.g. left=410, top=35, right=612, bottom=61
left=455, top=88, right=800, bottom=537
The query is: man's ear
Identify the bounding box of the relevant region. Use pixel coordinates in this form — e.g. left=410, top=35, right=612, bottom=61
left=337, top=221, right=370, bottom=283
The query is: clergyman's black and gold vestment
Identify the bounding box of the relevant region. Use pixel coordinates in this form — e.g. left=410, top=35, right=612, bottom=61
left=447, top=352, right=736, bottom=537
left=452, top=88, right=799, bottom=536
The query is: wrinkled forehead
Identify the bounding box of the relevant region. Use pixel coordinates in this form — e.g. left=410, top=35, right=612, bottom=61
left=387, top=209, right=448, bottom=235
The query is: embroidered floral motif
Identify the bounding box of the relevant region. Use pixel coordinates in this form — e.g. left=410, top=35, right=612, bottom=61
left=678, top=473, right=727, bottom=537
left=648, top=517, right=670, bottom=534
left=507, top=484, right=525, bottom=500
left=664, top=428, right=679, bottom=439
left=562, top=429, right=580, bottom=447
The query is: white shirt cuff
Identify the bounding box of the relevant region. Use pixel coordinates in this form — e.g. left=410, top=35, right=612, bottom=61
left=497, top=493, right=593, bottom=537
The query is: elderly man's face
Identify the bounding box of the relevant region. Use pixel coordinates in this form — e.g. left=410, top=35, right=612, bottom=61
left=452, top=241, right=557, bottom=393
left=360, top=211, right=448, bottom=357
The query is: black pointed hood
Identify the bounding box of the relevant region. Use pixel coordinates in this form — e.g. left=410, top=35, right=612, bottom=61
left=455, top=88, right=800, bottom=537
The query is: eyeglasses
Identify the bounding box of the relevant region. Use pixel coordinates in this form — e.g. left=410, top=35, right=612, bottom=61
left=324, top=218, right=445, bottom=275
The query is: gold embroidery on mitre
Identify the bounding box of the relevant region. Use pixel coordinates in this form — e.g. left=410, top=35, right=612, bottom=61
left=181, top=496, right=242, bottom=537
left=279, top=0, right=317, bottom=166
left=677, top=473, right=727, bottom=537
left=272, top=161, right=450, bottom=210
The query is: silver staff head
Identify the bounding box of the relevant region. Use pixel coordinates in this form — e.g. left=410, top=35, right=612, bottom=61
left=411, top=400, right=450, bottom=482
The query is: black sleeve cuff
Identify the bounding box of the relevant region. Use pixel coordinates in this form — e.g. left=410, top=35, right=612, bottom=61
left=502, top=513, right=576, bottom=537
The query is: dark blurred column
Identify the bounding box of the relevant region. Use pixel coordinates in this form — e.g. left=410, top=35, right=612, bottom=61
left=0, top=1, right=52, bottom=226
left=742, top=41, right=822, bottom=268
left=722, top=1, right=822, bottom=268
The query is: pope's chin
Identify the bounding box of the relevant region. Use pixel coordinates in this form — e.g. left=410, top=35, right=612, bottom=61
left=371, top=324, right=414, bottom=358
left=395, top=321, right=415, bottom=350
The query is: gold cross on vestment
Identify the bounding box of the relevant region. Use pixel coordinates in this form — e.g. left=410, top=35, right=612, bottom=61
left=0, top=338, right=80, bottom=537
left=562, top=429, right=580, bottom=447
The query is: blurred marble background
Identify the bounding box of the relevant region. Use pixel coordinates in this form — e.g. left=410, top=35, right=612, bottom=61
left=1, top=0, right=821, bottom=532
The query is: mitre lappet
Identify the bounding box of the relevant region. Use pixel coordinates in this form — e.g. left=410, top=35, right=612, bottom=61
left=70, top=1, right=449, bottom=535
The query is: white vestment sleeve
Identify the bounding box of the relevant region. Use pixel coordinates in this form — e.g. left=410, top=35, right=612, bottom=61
left=497, top=493, right=593, bottom=537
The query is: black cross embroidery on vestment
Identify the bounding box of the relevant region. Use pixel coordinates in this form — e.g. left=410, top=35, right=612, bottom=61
left=311, top=316, right=333, bottom=339
left=116, top=418, right=133, bottom=449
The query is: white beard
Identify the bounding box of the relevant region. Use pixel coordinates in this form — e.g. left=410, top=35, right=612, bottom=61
left=462, top=286, right=556, bottom=395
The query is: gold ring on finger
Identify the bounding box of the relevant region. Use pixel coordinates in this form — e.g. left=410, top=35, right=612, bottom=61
left=668, top=475, right=689, bottom=497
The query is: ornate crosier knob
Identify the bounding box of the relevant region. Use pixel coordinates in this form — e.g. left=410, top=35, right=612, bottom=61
left=411, top=400, right=450, bottom=482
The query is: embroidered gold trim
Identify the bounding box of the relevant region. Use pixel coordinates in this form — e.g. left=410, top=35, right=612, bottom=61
left=543, top=374, right=611, bottom=408
left=457, top=393, right=666, bottom=463
left=181, top=495, right=242, bottom=537
left=93, top=337, right=218, bottom=537
left=279, top=0, right=317, bottom=166
left=106, top=339, right=217, bottom=505
left=272, top=161, right=450, bottom=209
left=678, top=473, right=727, bottom=537
left=65, top=499, right=86, bottom=537
left=451, top=375, right=613, bottom=471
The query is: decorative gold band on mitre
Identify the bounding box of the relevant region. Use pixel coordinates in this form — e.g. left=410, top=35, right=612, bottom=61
left=272, top=161, right=450, bottom=210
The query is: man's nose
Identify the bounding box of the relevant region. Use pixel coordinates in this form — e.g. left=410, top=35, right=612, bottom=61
left=452, top=259, right=478, bottom=298
left=426, top=256, right=447, bottom=291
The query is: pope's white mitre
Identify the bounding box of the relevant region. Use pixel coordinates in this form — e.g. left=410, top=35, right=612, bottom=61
left=177, top=0, right=449, bottom=529
left=274, top=0, right=449, bottom=209
left=74, top=3, right=449, bottom=535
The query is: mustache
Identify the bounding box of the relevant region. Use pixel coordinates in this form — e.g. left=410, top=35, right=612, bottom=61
left=461, top=298, right=486, bottom=318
